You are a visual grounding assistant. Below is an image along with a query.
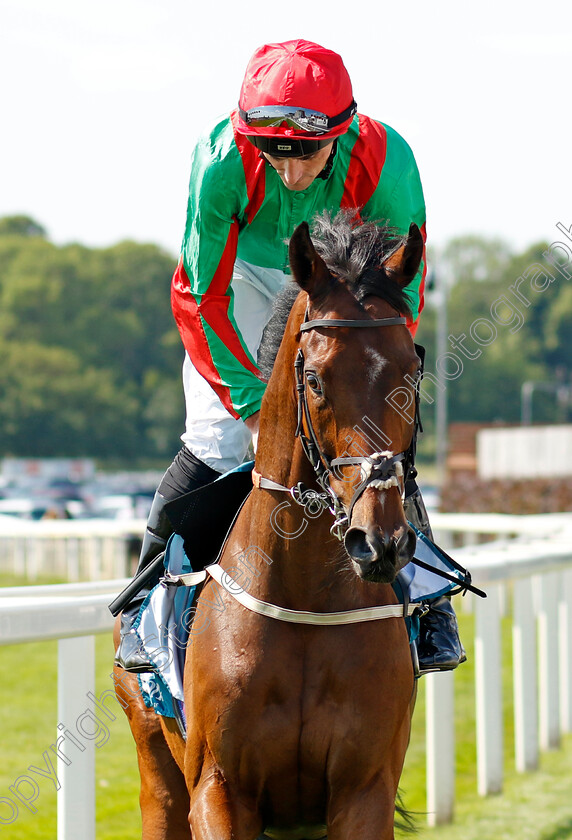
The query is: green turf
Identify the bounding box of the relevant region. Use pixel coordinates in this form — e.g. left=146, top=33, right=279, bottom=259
left=1, top=592, right=572, bottom=838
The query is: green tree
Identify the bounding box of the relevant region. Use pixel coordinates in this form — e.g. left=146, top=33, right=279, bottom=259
left=440, top=234, right=512, bottom=285
left=3, top=219, right=571, bottom=464
left=0, top=340, right=140, bottom=456
left=0, top=215, right=46, bottom=238
left=0, top=218, right=183, bottom=462
left=417, top=235, right=572, bottom=432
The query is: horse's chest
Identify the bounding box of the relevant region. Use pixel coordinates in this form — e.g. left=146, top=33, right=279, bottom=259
left=188, top=612, right=413, bottom=825
left=209, top=628, right=405, bottom=757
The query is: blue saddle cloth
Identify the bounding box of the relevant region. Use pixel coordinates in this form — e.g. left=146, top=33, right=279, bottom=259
left=136, top=535, right=196, bottom=719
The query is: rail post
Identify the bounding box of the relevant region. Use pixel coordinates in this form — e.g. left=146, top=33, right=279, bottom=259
left=57, top=635, right=96, bottom=840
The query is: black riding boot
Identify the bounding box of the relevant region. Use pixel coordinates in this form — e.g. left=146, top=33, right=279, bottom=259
left=404, top=485, right=466, bottom=674
left=114, top=491, right=173, bottom=673
left=415, top=594, right=466, bottom=672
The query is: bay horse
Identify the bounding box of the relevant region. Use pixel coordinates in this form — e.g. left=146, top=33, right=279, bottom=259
left=114, top=211, right=424, bottom=839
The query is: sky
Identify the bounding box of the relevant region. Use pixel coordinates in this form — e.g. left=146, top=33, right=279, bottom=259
left=2, top=0, right=571, bottom=260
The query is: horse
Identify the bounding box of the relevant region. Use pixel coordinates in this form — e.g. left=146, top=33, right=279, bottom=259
left=113, top=210, right=425, bottom=840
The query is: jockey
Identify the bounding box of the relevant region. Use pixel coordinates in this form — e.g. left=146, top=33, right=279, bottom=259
left=112, top=39, right=465, bottom=675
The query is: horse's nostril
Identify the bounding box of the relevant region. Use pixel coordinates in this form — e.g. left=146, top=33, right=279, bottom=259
left=345, top=526, right=380, bottom=561
left=345, top=524, right=415, bottom=566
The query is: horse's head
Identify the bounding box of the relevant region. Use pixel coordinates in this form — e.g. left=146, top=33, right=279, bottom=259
left=287, top=213, right=424, bottom=584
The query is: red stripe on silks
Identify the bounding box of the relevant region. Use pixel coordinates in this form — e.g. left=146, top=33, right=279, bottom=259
left=417, top=221, right=428, bottom=318
left=197, top=218, right=262, bottom=376
left=341, top=115, right=387, bottom=211
left=171, top=259, right=237, bottom=416
left=408, top=315, right=420, bottom=337
left=204, top=213, right=240, bottom=296
left=171, top=239, right=263, bottom=418
left=231, top=109, right=266, bottom=224
left=201, top=293, right=261, bottom=377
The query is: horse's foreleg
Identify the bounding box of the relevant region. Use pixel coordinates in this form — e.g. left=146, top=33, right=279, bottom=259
left=188, top=765, right=262, bottom=840
left=326, top=778, right=401, bottom=840
left=113, top=663, right=190, bottom=839
left=137, top=715, right=190, bottom=839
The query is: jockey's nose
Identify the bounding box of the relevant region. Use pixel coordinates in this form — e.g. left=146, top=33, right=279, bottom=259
left=282, top=158, right=305, bottom=187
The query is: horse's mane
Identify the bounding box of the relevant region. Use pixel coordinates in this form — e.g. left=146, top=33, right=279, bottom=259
left=257, top=210, right=413, bottom=378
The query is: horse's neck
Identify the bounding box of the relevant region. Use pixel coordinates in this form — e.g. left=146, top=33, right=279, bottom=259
left=257, top=435, right=315, bottom=490
left=255, top=334, right=314, bottom=489
left=240, top=484, right=341, bottom=610
left=250, top=378, right=339, bottom=604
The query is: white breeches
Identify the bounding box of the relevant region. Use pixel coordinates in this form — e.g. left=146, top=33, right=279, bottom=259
left=180, top=259, right=288, bottom=473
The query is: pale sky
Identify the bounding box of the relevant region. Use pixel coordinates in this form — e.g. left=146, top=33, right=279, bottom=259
left=2, top=0, right=571, bottom=259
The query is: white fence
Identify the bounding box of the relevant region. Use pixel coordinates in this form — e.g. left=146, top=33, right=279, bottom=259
left=430, top=512, right=572, bottom=824
left=0, top=517, right=145, bottom=581
left=1, top=513, right=572, bottom=836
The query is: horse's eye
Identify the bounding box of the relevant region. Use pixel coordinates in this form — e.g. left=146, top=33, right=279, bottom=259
left=305, top=372, right=323, bottom=395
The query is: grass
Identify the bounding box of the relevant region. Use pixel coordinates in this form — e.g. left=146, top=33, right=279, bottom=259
left=1, top=579, right=572, bottom=839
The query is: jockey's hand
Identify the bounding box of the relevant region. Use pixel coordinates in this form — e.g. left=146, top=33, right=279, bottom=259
left=245, top=411, right=260, bottom=452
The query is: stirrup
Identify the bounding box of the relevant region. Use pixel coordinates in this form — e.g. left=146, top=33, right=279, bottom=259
left=415, top=653, right=467, bottom=677
left=409, top=640, right=464, bottom=678
left=114, top=628, right=156, bottom=674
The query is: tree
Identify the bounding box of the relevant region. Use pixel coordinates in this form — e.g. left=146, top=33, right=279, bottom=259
left=0, top=215, right=47, bottom=238
left=440, top=234, right=512, bottom=286
left=0, top=340, right=140, bottom=456
left=2, top=217, right=571, bottom=463
left=0, top=218, right=183, bottom=462
left=417, top=234, right=572, bottom=434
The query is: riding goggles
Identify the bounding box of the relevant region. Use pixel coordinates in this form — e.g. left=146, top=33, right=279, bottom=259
left=247, top=134, right=334, bottom=157
left=238, top=100, right=357, bottom=136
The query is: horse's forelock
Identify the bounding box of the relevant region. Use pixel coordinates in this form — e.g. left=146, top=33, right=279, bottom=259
left=311, top=211, right=413, bottom=308
left=257, top=211, right=413, bottom=377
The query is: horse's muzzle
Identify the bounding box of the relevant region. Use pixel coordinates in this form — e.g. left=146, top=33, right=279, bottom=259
left=344, top=524, right=415, bottom=583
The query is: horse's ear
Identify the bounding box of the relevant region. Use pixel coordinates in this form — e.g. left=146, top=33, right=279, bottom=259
left=383, top=223, right=424, bottom=287
left=288, top=222, right=332, bottom=300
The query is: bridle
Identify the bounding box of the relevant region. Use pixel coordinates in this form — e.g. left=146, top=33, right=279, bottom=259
left=255, top=310, right=422, bottom=541
left=169, top=311, right=480, bottom=622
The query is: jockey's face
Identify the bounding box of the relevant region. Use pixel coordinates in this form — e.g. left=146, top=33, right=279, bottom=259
left=263, top=142, right=334, bottom=191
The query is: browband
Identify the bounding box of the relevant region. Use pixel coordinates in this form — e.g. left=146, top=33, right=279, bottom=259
left=300, top=316, right=406, bottom=331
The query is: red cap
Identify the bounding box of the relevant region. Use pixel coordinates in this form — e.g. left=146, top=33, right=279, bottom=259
left=237, top=40, right=355, bottom=140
